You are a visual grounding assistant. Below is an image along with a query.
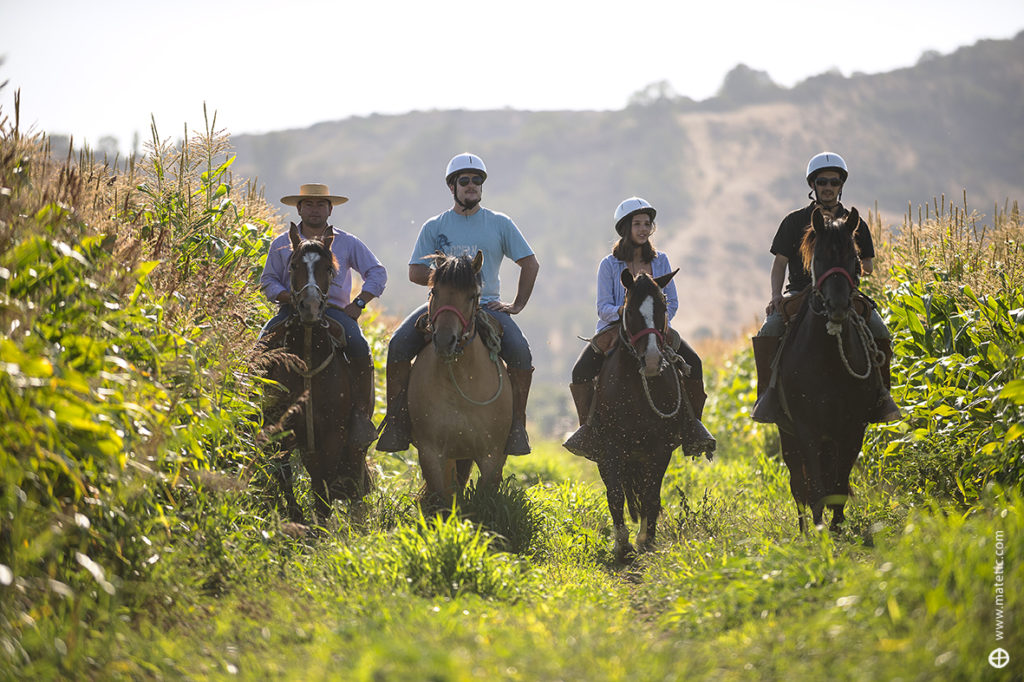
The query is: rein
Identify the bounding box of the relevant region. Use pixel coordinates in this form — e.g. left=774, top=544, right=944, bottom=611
left=618, top=321, right=683, bottom=419
left=810, top=258, right=883, bottom=381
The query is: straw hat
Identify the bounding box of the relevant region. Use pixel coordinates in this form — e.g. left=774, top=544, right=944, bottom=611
left=280, top=183, right=349, bottom=206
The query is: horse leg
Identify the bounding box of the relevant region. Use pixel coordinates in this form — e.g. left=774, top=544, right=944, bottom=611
left=310, top=473, right=332, bottom=526
left=272, top=453, right=304, bottom=524
left=636, top=448, right=671, bottom=552
left=475, top=454, right=506, bottom=491
left=778, top=430, right=811, bottom=534
left=828, top=433, right=863, bottom=532
left=598, top=458, right=633, bottom=563
left=417, top=449, right=452, bottom=513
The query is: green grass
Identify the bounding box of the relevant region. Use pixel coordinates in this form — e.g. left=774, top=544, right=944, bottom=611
left=2, top=115, right=1022, bottom=680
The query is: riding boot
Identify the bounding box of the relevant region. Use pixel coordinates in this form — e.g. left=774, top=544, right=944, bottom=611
left=375, top=359, right=412, bottom=452
left=347, top=354, right=378, bottom=451
left=563, top=381, right=604, bottom=461
left=679, top=376, right=715, bottom=460
left=505, top=367, right=533, bottom=456
left=751, top=335, right=781, bottom=423
left=868, top=338, right=901, bottom=423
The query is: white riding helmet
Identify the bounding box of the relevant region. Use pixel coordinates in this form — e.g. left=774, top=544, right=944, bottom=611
left=614, top=197, right=656, bottom=236
left=445, top=153, right=488, bottom=185
left=806, top=152, right=849, bottom=185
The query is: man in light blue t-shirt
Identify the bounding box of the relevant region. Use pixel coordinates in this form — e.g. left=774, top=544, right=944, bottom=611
left=377, top=153, right=540, bottom=455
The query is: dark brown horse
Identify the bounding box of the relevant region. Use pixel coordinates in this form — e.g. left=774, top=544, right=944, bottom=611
left=260, top=224, right=371, bottom=524
left=408, top=251, right=513, bottom=511
left=586, top=269, right=693, bottom=562
left=773, top=207, right=886, bottom=532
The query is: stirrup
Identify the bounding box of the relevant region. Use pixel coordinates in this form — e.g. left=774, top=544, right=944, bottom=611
left=682, top=420, right=716, bottom=461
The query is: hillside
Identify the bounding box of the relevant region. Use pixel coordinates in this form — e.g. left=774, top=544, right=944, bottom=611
left=229, top=32, right=1024, bottom=391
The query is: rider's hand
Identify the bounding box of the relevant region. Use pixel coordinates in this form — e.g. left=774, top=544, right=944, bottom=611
left=767, top=294, right=784, bottom=315
left=343, top=302, right=362, bottom=319
left=486, top=300, right=523, bottom=315
left=277, top=291, right=293, bottom=305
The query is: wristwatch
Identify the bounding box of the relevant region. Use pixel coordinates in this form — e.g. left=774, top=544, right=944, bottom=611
left=354, top=297, right=367, bottom=309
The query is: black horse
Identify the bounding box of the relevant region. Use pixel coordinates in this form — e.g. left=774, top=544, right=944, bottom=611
left=584, top=269, right=698, bottom=561
left=773, top=207, right=888, bottom=532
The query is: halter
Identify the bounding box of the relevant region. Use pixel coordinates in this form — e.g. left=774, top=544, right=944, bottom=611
left=629, top=326, right=665, bottom=346
left=289, top=244, right=333, bottom=326
left=809, top=258, right=884, bottom=381
left=427, top=288, right=505, bottom=406
left=815, top=266, right=857, bottom=290
left=427, top=288, right=480, bottom=358
left=617, top=295, right=683, bottom=419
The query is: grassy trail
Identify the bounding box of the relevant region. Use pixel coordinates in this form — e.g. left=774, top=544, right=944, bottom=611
left=113, top=442, right=1020, bottom=681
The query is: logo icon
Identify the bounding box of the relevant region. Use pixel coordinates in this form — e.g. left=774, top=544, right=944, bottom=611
left=988, top=648, right=1010, bottom=669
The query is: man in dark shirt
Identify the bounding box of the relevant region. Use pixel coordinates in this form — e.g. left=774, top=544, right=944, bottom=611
left=752, top=152, right=899, bottom=424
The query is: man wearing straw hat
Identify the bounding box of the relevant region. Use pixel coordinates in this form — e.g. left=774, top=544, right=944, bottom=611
left=259, top=183, right=388, bottom=450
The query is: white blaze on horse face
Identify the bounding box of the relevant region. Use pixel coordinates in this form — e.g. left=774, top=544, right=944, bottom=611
left=299, top=251, right=323, bottom=318
left=639, top=294, right=661, bottom=374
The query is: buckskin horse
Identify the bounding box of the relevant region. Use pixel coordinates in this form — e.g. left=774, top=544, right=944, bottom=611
left=407, top=251, right=513, bottom=510
left=586, top=269, right=697, bottom=562
left=260, top=224, right=371, bottom=524
left=770, top=207, right=887, bottom=532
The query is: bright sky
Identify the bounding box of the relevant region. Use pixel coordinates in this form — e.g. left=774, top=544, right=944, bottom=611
left=2, top=0, right=1023, bottom=151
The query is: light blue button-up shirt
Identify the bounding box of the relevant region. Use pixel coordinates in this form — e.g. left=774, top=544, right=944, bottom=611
left=595, top=252, right=679, bottom=334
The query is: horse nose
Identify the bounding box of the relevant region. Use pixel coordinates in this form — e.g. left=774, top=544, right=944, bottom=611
left=643, top=352, right=662, bottom=377
left=433, top=330, right=458, bottom=357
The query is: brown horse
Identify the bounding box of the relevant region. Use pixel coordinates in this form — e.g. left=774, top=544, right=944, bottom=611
left=772, top=207, right=886, bottom=532
left=260, top=224, right=371, bottom=524
left=586, top=269, right=692, bottom=562
left=407, top=251, right=513, bottom=510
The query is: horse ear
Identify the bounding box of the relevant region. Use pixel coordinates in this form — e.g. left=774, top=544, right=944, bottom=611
left=621, top=268, right=635, bottom=290
left=472, top=250, right=484, bottom=273
left=654, top=268, right=679, bottom=289
left=846, top=207, right=860, bottom=234
left=811, top=208, right=825, bottom=233
left=322, top=231, right=334, bottom=251
left=289, top=222, right=301, bottom=249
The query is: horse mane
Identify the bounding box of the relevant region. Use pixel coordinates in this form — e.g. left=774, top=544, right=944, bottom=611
left=799, top=215, right=861, bottom=274
left=427, top=252, right=482, bottom=290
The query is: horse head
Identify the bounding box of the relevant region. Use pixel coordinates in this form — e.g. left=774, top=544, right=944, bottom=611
left=621, top=268, right=678, bottom=377
left=288, top=222, right=337, bottom=325
left=803, top=207, right=861, bottom=324
left=427, top=251, right=483, bottom=360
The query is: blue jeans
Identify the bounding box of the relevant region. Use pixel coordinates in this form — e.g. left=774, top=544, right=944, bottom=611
left=387, top=303, right=532, bottom=369
left=259, top=304, right=370, bottom=358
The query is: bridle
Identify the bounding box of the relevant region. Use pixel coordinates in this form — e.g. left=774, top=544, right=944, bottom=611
left=286, top=243, right=338, bottom=456
left=618, top=290, right=683, bottom=419
left=427, top=288, right=480, bottom=358
left=809, top=250, right=883, bottom=381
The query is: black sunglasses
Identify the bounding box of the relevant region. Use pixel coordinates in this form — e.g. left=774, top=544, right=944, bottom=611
left=457, top=175, right=485, bottom=187
left=815, top=177, right=843, bottom=187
